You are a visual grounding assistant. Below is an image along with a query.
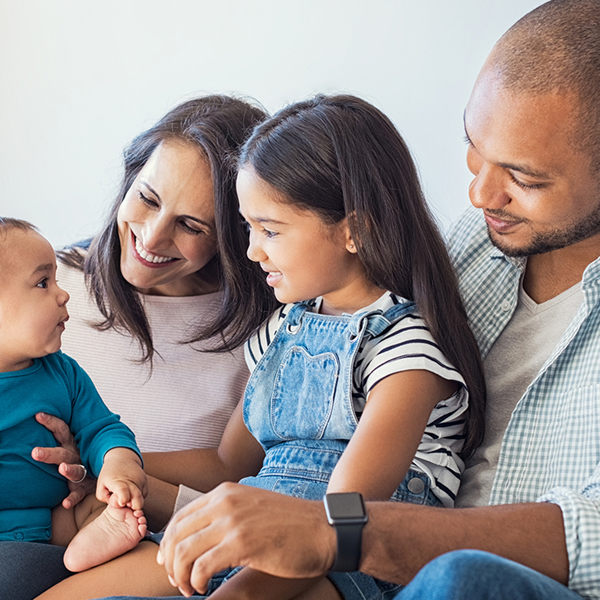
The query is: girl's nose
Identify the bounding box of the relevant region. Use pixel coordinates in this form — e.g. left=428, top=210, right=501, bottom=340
left=246, top=230, right=267, bottom=263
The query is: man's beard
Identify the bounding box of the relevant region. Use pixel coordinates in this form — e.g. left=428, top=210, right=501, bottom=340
left=487, top=204, right=600, bottom=258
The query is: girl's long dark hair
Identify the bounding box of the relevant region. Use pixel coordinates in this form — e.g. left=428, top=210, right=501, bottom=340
left=239, top=94, right=485, bottom=458
left=58, top=95, right=278, bottom=363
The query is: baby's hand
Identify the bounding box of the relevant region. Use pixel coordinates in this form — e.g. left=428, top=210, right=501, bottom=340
left=96, top=448, right=148, bottom=511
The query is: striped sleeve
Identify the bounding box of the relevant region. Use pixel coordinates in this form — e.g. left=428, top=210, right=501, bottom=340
left=357, top=312, right=466, bottom=398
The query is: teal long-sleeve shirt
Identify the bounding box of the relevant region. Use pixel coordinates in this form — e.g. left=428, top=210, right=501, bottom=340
left=0, top=351, right=140, bottom=542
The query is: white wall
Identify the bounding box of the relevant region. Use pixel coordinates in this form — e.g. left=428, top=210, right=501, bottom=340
left=0, top=0, right=545, bottom=247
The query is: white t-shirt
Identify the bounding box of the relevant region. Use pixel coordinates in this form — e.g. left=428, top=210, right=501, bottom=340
left=57, top=261, right=249, bottom=452
left=245, top=292, right=469, bottom=507
left=456, top=280, right=584, bottom=507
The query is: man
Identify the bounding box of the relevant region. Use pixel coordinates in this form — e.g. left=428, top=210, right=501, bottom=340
left=153, top=1, right=600, bottom=599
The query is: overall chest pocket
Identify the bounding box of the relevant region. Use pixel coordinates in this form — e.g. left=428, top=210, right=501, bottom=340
left=270, top=346, right=339, bottom=440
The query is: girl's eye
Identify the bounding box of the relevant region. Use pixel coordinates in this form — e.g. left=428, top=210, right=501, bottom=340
left=264, top=228, right=277, bottom=238
left=509, top=172, right=544, bottom=190
left=139, top=191, right=159, bottom=208
left=36, top=277, right=49, bottom=289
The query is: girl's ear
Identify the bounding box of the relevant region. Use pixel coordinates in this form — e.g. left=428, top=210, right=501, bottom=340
left=343, top=213, right=358, bottom=254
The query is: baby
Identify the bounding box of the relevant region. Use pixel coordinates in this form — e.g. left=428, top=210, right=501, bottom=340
left=0, top=217, right=147, bottom=572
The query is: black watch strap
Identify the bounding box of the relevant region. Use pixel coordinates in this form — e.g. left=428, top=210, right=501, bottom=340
left=324, top=492, right=368, bottom=572
left=330, top=522, right=364, bottom=572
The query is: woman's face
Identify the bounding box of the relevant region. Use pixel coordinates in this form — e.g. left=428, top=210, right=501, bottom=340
left=117, top=140, right=219, bottom=296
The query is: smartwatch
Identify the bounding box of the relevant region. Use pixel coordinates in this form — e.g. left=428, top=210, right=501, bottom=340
left=323, top=492, right=368, bottom=572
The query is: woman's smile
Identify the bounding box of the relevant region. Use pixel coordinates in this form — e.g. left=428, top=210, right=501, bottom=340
left=131, top=231, right=177, bottom=268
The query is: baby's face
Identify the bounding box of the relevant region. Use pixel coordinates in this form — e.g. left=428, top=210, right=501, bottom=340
left=0, top=229, right=69, bottom=372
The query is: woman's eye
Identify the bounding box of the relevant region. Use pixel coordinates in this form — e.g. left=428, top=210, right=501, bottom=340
left=36, top=277, right=49, bottom=289
left=180, top=221, right=204, bottom=236
left=264, top=229, right=277, bottom=238
left=139, top=191, right=159, bottom=207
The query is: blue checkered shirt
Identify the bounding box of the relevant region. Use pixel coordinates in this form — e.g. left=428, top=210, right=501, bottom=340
left=448, top=207, right=600, bottom=600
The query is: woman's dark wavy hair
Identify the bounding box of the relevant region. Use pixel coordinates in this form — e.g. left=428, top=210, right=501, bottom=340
left=58, top=95, right=278, bottom=363
left=239, top=94, right=486, bottom=458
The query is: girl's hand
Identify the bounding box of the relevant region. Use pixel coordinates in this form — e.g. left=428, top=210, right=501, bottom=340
left=157, top=482, right=335, bottom=596
left=31, top=411, right=96, bottom=509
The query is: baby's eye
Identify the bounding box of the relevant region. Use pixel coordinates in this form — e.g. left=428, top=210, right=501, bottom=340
left=36, top=277, right=49, bottom=289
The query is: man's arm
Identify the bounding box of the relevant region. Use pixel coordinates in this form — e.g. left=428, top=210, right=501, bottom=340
left=360, top=500, right=568, bottom=585
left=159, top=483, right=568, bottom=594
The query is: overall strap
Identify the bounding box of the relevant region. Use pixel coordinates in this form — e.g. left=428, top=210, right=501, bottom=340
left=361, top=300, right=416, bottom=339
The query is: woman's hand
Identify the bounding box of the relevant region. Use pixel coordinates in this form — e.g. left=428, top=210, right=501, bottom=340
left=157, top=482, right=336, bottom=596
left=31, top=412, right=96, bottom=509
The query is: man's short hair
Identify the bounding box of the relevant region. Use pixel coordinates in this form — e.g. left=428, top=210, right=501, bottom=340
left=490, top=0, right=600, bottom=171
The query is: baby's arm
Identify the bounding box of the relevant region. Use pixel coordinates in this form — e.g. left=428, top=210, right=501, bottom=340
left=97, top=447, right=147, bottom=511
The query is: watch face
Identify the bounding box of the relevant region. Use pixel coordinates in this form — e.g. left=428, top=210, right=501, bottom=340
left=326, top=493, right=367, bottom=520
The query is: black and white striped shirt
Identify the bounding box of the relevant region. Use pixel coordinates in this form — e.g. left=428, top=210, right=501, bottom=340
left=245, top=292, right=469, bottom=507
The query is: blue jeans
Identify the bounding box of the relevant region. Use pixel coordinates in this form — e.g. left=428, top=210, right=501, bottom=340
left=396, top=550, right=583, bottom=600
left=0, top=541, right=72, bottom=600
left=94, top=550, right=585, bottom=600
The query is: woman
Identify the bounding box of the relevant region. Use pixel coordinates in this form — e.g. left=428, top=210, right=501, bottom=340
left=0, top=95, right=278, bottom=600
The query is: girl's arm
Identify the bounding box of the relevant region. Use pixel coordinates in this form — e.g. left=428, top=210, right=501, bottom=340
left=328, top=369, right=458, bottom=498
left=204, top=370, right=456, bottom=600
left=142, top=400, right=265, bottom=494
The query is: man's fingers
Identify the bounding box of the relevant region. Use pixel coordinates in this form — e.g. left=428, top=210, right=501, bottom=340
left=169, top=530, right=215, bottom=596
left=189, top=543, right=237, bottom=595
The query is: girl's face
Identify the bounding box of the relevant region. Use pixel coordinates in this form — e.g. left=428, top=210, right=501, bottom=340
left=237, top=167, right=380, bottom=315
left=117, top=140, right=219, bottom=296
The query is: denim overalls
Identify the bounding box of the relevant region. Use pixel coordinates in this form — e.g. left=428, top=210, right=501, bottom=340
left=233, top=300, right=441, bottom=599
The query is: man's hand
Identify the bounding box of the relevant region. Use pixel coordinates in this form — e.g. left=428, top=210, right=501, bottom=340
left=157, top=482, right=336, bottom=596
left=31, top=412, right=95, bottom=509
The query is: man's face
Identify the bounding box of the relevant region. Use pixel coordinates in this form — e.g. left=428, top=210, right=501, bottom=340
left=464, top=71, right=600, bottom=257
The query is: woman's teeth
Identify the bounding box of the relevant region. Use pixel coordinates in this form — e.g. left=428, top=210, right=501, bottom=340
left=135, top=237, right=176, bottom=264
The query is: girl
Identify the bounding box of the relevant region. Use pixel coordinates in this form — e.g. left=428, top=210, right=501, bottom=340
left=38, top=94, right=485, bottom=600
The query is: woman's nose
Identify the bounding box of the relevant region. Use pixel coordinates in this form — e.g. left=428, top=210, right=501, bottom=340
left=141, top=217, right=171, bottom=252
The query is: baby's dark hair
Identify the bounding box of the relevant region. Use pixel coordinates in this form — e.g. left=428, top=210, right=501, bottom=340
left=0, top=217, right=38, bottom=240
left=239, top=94, right=486, bottom=458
